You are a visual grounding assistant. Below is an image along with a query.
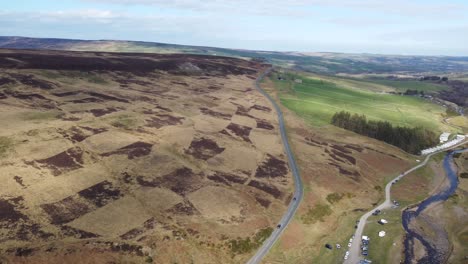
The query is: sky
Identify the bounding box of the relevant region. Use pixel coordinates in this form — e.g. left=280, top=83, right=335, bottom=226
left=1, top=0, right=468, bottom=56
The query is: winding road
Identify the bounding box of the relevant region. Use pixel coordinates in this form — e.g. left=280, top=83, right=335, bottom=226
left=246, top=68, right=304, bottom=264
left=345, top=140, right=468, bottom=264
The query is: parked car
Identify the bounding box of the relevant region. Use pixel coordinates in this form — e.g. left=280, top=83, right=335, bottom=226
left=277, top=224, right=281, bottom=228
left=336, top=244, right=341, bottom=249
left=348, top=243, right=352, bottom=247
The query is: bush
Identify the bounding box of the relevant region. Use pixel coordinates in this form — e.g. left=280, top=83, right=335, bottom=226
left=0, top=136, right=13, bottom=157
left=301, top=204, right=332, bottom=224
left=326, top=193, right=344, bottom=204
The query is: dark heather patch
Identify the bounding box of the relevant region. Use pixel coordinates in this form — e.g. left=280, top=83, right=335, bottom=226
left=329, top=162, right=360, bottom=182
left=207, top=85, right=221, bottom=90
left=166, top=200, right=199, bottom=216
left=330, top=144, right=352, bottom=154
left=6, top=92, right=47, bottom=100
left=78, top=180, right=122, bottom=207
left=85, top=92, right=129, bottom=103
left=0, top=77, right=15, bottom=86
left=115, top=78, right=152, bottom=86
left=331, top=149, right=356, bottom=165
left=329, top=154, right=346, bottom=164
left=80, top=126, right=108, bottom=134
left=255, top=196, right=271, bottom=208
left=226, top=123, right=252, bottom=143
left=16, top=223, right=54, bottom=241
left=13, top=176, right=25, bottom=187
left=11, top=247, right=35, bottom=257
left=234, top=105, right=254, bottom=118
left=219, top=129, right=231, bottom=137
left=60, top=226, right=100, bottom=239
left=9, top=73, right=55, bottom=90
left=121, top=172, right=133, bottom=184
left=155, top=105, right=172, bottom=112
left=210, top=171, right=248, bottom=185
left=120, top=227, right=145, bottom=240
left=305, top=137, right=328, bottom=146
left=185, top=138, right=225, bottom=160
left=52, top=91, right=80, bottom=97
left=0, top=197, right=27, bottom=223
left=0, top=51, right=260, bottom=76
left=250, top=104, right=271, bottom=112
left=171, top=81, right=188, bottom=86
left=136, top=167, right=204, bottom=196
left=146, top=114, right=184, bottom=129
left=101, top=141, right=153, bottom=160
left=35, top=147, right=84, bottom=176
left=344, top=144, right=363, bottom=152
left=207, top=174, right=231, bottom=186
left=248, top=180, right=282, bottom=199
left=68, top=97, right=103, bottom=103
left=199, top=107, right=232, bottom=120
left=89, top=107, right=119, bottom=117
left=104, top=242, right=144, bottom=256
left=40, top=196, right=91, bottom=224
left=256, top=119, right=274, bottom=130
left=57, top=127, right=88, bottom=143
left=255, top=154, right=289, bottom=179
left=61, top=116, right=81, bottom=121
left=120, top=217, right=157, bottom=240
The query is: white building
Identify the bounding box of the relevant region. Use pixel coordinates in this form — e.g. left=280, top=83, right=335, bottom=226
left=439, top=132, right=450, bottom=143
left=421, top=134, right=466, bottom=155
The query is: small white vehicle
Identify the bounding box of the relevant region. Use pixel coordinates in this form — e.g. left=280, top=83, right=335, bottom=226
left=348, top=243, right=352, bottom=247
left=349, top=238, right=353, bottom=243
left=336, top=244, right=341, bottom=249
left=345, top=251, right=350, bottom=256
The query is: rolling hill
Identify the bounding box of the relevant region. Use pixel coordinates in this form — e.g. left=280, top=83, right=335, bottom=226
left=2, top=36, right=468, bottom=74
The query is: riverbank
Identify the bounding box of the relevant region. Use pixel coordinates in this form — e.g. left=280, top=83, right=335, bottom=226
left=402, top=149, right=465, bottom=263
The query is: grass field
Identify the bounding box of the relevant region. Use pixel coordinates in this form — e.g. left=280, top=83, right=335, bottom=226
left=363, top=209, right=404, bottom=264
left=272, top=72, right=458, bottom=133
left=363, top=78, right=447, bottom=93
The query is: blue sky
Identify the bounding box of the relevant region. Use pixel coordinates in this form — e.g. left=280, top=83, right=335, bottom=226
left=1, top=0, right=468, bottom=55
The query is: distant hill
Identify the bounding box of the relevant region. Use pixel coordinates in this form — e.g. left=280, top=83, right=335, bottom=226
left=2, top=36, right=468, bottom=74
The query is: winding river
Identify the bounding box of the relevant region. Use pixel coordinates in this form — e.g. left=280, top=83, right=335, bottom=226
left=402, top=149, right=465, bottom=263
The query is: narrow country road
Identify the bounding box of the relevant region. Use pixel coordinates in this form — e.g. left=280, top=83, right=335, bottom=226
left=246, top=68, right=304, bottom=264
left=345, top=140, right=468, bottom=264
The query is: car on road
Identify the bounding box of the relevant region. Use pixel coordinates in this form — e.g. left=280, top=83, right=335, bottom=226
left=277, top=224, right=281, bottom=228
left=293, top=197, right=297, bottom=201
left=348, top=243, right=352, bottom=247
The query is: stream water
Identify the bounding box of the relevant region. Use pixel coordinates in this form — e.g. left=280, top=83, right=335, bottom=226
left=402, top=149, right=464, bottom=263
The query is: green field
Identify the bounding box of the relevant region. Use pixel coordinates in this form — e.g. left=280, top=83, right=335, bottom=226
left=363, top=78, right=447, bottom=93
left=272, top=72, right=457, bottom=133
left=362, top=209, right=404, bottom=264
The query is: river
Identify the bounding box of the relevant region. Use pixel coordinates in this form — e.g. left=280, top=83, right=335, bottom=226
left=402, top=149, right=464, bottom=263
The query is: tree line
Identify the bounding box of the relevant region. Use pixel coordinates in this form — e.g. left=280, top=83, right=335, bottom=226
left=331, top=111, right=437, bottom=154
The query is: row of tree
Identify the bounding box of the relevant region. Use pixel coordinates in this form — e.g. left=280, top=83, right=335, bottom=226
left=331, top=111, right=438, bottom=154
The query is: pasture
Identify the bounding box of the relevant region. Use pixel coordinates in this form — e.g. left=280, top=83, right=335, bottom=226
left=272, top=72, right=457, bottom=133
